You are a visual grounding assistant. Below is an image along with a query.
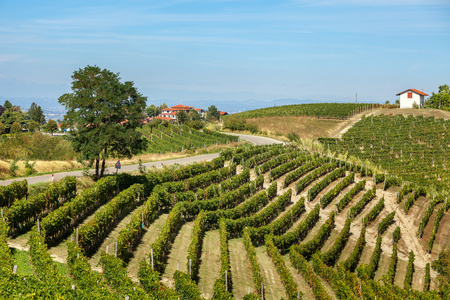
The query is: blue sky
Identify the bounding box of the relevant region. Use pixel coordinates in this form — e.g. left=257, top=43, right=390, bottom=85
left=0, top=0, right=449, bottom=111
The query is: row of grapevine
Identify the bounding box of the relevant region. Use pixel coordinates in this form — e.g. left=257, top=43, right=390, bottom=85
left=256, top=150, right=304, bottom=175
left=269, top=154, right=314, bottom=181
left=342, top=227, right=366, bottom=272
left=247, top=197, right=305, bottom=247
left=404, top=187, right=427, bottom=213
left=78, top=184, right=145, bottom=255
left=0, top=179, right=27, bottom=208
left=265, top=235, right=299, bottom=299
left=242, top=228, right=263, bottom=296
left=321, top=217, right=352, bottom=266
left=295, top=162, right=338, bottom=195
left=6, top=176, right=76, bottom=233
left=273, top=204, right=320, bottom=254
left=289, top=247, right=332, bottom=300
left=418, top=195, right=445, bottom=238
left=224, top=189, right=292, bottom=238
left=336, top=179, right=366, bottom=211
left=320, top=172, right=354, bottom=208
left=186, top=212, right=206, bottom=282
left=348, top=186, right=376, bottom=218
left=290, top=212, right=335, bottom=259
left=362, top=197, right=384, bottom=226
left=283, top=157, right=325, bottom=188
left=307, top=167, right=346, bottom=201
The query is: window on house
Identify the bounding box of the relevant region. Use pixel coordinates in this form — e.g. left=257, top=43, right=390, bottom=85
left=407, top=92, right=413, bottom=98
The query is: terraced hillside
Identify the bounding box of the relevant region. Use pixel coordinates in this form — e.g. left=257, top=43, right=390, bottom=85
left=1, top=144, right=448, bottom=299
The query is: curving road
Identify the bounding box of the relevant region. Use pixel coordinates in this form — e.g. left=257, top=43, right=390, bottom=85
left=0, top=133, right=283, bottom=186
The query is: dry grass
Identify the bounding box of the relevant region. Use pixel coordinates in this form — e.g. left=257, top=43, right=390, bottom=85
left=0, top=142, right=242, bottom=180
left=246, top=116, right=344, bottom=140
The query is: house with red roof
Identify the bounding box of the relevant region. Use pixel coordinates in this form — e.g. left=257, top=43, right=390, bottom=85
left=396, top=89, right=428, bottom=109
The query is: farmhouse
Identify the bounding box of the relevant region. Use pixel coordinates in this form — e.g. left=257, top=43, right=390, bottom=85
left=157, top=104, right=206, bottom=121
left=396, top=89, right=428, bottom=109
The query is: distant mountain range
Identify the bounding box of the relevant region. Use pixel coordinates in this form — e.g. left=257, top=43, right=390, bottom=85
left=1, top=95, right=366, bottom=120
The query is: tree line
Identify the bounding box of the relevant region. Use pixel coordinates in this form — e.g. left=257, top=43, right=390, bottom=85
left=0, top=100, right=59, bottom=135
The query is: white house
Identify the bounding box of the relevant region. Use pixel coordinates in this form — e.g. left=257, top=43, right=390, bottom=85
left=396, top=89, right=428, bottom=108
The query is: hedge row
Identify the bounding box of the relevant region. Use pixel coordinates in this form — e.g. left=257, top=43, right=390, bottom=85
left=403, top=251, right=415, bottom=290
left=66, top=242, right=118, bottom=299
left=291, top=212, right=335, bottom=259
left=357, top=235, right=382, bottom=280
left=418, top=195, right=445, bottom=238
left=138, top=259, right=179, bottom=299
left=384, top=243, right=398, bottom=285
left=396, top=182, right=415, bottom=203
left=213, top=219, right=233, bottom=297
left=151, top=202, right=185, bottom=273
left=273, top=204, right=320, bottom=254
left=308, top=167, right=346, bottom=202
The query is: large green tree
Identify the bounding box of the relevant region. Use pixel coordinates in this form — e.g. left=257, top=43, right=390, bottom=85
left=46, top=119, right=58, bottom=135
left=0, top=105, right=25, bottom=132
left=425, top=84, right=450, bottom=109
left=28, top=102, right=46, bottom=125
left=58, top=65, right=148, bottom=178
left=206, top=105, right=220, bottom=121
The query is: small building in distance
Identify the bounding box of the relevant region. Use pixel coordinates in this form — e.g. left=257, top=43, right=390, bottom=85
left=396, top=89, right=428, bottom=108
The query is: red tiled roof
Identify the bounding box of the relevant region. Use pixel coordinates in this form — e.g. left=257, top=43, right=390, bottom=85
left=219, top=111, right=228, bottom=115
left=396, top=89, right=428, bottom=96
left=195, top=108, right=203, bottom=111
left=172, top=104, right=193, bottom=109
left=156, top=116, right=174, bottom=121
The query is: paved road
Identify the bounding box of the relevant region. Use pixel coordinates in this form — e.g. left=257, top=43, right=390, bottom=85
left=0, top=133, right=283, bottom=186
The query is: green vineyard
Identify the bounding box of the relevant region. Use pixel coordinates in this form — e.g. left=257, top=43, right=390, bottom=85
left=226, top=103, right=374, bottom=119
left=319, top=114, right=450, bottom=191
left=138, top=123, right=239, bottom=154
left=0, top=143, right=448, bottom=299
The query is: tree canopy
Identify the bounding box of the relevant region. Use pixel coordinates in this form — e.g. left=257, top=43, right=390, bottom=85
left=46, top=119, right=58, bottom=135
left=207, top=105, right=220, bottom=121
left=58, top=65, right=147, bottom=178
left=28, top=102, right=46, bottom=125
left=425, top=84, right=450, bottom=109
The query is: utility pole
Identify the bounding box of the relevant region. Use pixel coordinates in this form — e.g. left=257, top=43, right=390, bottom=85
left=356, top=92, right=358, bottom=103
left=439, top=93, right=442, bottom=109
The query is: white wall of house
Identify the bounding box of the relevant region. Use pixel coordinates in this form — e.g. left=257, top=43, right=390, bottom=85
left=399, top=91, right=424, bottom=108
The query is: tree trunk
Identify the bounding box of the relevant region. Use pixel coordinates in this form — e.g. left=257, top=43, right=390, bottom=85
left=100, top=159, right=106, bottom=178
left=95, top=157, right=100, bottom=179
